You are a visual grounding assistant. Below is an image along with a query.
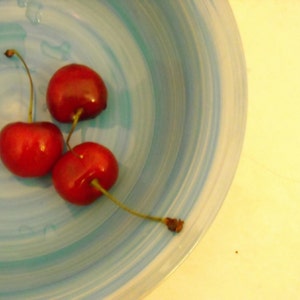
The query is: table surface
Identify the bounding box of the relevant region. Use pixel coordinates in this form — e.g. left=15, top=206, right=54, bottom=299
left=145, top=1, right=300, bottom=299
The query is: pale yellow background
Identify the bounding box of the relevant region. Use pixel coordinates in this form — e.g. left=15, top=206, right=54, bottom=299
left=146, top=1, right=300, bottom=299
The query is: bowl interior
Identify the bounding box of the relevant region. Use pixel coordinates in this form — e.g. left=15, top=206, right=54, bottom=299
left=0, top=1, right=246, bottom=299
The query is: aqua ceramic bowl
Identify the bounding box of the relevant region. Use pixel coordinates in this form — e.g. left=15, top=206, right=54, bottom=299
left=0, top=1, right=246, bottom=299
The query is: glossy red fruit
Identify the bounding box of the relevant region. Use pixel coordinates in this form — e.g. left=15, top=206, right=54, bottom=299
left=0, top=49, right=64, bottom=178
left=52, top=142, right=118, bottom=205
left=52, top=143, right=184, bottom=233
left=46, top=64, right=107, bottom=123
left=0, top=122, right=64, bottom=177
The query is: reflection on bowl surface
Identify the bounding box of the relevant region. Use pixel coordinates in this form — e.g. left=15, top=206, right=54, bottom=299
left=0, top=1, right=246, bottom=299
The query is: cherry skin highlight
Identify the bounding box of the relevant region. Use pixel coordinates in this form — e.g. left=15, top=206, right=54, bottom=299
left=52, top=142, right=118, bottom=205
left=46, top=64, right=107, bottom=123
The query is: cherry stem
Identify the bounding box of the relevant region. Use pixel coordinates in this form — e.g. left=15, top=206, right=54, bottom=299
left=66, top=108, right=84, bottom=151
left=90, top=178, right=184, bottom=233
left=5, top=49, right=34, bottom=123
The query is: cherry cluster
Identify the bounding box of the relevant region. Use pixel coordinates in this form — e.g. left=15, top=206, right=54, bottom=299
left=0, top=49, right=183, bottom=233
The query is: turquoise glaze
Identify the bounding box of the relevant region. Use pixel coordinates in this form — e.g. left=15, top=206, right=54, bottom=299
left=0, top=1, right=247, bottom=299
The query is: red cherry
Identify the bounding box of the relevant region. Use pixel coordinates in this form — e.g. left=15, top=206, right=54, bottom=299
left=46, top=64, right=107, bottom=123
left=52, top=142, right=118, bottom=205
left=52, top=142, right=184, bottom=233
left=0, top=122, right=64, bottom=177
left=0, top=49, right=64, bottom=177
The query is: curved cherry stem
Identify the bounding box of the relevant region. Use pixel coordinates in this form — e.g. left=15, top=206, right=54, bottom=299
left=5, top=49, right=34, bottom=123
left=90, top=178, right=184, bottom=233
left=66, top=108, right=84, bottom=151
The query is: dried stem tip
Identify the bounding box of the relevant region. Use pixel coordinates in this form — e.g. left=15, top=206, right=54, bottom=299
left=4, top=49, right=15, bottom=57
left=163, top=218, right=184, bottom=233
